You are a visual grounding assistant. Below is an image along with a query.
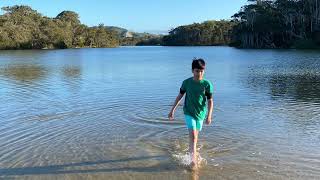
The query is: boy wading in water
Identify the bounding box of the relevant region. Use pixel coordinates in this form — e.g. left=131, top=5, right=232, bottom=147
left=168, top=58, right=213, bottom=170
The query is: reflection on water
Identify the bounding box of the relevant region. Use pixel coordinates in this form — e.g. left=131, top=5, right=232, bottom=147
left=61, top=66, right=82, bottom=91
left=268, top=74, right=320, bottom=102
left=0, top=47, right=319, bottom=179
left=246, top=67, right=320, bottom=141
left=247, top=71, right=320, bottom=103
left=62, top=66, right=81, bottom=79
left=0, top=65, right=47, bottom=83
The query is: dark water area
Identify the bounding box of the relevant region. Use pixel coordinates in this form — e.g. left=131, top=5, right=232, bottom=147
left=0, top=47, right=319, bottom=179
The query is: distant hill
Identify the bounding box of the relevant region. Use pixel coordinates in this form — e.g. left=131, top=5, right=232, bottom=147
left=105, top=26, right=161, bottom=38
left=105, top=26, right=163, bottom=46
left=105, top=26, right=128, bottom=37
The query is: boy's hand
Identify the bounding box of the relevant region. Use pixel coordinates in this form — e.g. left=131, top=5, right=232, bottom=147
left=168, top=111, right=174, bottom=121
left=206, top=116, right=212, bottom=125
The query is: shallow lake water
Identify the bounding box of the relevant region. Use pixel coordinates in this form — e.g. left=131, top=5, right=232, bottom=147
left=0, top=46, right=319, bottom=179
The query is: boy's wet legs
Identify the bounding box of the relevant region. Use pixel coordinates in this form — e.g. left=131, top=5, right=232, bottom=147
left=188, top=129, right=199, bottom=164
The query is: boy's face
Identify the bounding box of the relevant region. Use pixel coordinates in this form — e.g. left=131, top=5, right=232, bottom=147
left=192, top=68, right=205, bottom=80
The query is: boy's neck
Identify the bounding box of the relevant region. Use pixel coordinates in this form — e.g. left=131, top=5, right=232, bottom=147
left=193, top=77, right=203, bottom=81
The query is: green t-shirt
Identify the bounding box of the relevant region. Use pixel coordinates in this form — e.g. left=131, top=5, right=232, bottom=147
left=180, top=77, right=213, bottom=121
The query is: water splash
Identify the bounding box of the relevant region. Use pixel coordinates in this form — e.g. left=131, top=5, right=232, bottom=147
left=170, top=140, right=207, bottom=168
left=172, top=152, right=207, bottom=167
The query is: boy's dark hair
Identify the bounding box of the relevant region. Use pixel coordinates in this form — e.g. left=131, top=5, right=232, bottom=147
left=192, top=58, right=206, bottom=70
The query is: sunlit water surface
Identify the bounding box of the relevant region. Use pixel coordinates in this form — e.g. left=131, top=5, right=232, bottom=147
left=0, top=47, right=319, bottom=179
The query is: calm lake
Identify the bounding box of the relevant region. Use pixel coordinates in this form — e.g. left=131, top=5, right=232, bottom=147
left=0, top=46, right=319, bottom=179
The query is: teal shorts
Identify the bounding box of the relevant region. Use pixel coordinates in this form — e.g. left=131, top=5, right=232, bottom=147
left=184, top=114, right=204, bottom=131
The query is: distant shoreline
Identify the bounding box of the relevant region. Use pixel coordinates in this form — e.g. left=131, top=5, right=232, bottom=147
left=0, top=45, right=318, bottom=51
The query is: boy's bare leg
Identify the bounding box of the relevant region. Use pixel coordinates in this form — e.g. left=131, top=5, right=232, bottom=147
left=188, top=129, right=199, bottom=165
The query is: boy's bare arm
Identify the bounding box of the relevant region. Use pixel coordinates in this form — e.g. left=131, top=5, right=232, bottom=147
left=168, top=93, right=184, bottom=120
left=206, top=98, right=213, bottom=125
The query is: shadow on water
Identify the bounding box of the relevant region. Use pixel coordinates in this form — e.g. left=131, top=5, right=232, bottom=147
left=0, top=155, right=177, bottom=176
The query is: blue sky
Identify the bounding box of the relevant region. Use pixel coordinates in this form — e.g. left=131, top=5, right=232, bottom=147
left=0, top=0, right=248, bottom=34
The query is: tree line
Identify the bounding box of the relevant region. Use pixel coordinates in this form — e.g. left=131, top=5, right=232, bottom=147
left=0, top=5, right=121, bottom=49
left=162, top=20, right=235, bottom=46
left=162, top=0, right=320, bottom=48
left=230, top=0, right=320, bottom=48
left=2, top=1, right=320, bottom=49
